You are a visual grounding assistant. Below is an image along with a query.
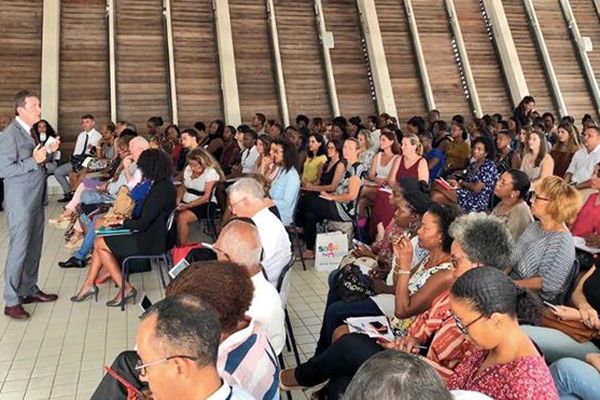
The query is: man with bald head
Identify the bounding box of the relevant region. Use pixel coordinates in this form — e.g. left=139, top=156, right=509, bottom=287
left=213, top=219, right=285, bottom=355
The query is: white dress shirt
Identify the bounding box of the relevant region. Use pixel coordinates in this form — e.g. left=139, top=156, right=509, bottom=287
left=240, top=146, right=259, bottom=174
left=566, top=144, right=600, bottom=183
left=206, top=381, right=253, bottom=400
left=248, top=273, right=286, bottom=354
left=251, top=207, right=292, bottom=287
left=73, top=128, right=102, bottom=155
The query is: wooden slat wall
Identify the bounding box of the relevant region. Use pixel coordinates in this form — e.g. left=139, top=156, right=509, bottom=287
left=533, top=0, right=595, bottom=121
left=229, top=0, right=281, bottom=124
left=59, top=0, right=110, bottom=148
left=570, top=0, right=600, bottom=119
left=374, top=0, right=427, bottom=123
left=454, top=0, right=511, bottom=116
left=322, top=0, right=376, bottom=118
left=0, top=1, right=42, bottom=118
left=171, top=0, right=222, bottom=128
left=116, top=0, right=171, bottom=132
left=412, top=0, right=472, bottom=119
left=275, top=0, right=332, bottom=120
left=503, top=0, right=557, bottom=116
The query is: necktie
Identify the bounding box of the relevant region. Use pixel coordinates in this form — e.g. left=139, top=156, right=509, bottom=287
left=30, top=128, right=40, bottom=145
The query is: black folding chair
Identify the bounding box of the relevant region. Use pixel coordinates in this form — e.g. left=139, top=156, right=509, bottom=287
left=119, top=210, right=177, bottom=311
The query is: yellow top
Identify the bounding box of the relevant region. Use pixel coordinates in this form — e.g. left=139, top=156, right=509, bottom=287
left=302, top=154, right=328, bottom=184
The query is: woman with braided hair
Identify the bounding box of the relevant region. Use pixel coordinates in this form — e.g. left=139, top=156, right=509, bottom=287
left=448, top=267, right=558, bottom=399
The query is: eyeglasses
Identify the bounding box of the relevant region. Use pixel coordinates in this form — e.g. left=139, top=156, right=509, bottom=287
left=135, top=355, right=198, bottom=377
left=449, top=255, right=465, bottom=269
left=531, top=192, right=550, bottom=202
left=451, top=312, right=484, bottom=335
left=229, top=197, right=245, bottom=209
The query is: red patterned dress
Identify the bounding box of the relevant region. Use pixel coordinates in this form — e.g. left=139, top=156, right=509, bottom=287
left=448, top=350, right=559, bottom=399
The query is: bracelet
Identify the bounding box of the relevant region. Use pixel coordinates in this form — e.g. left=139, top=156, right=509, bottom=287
left=394, top=269, right=411, bottom=276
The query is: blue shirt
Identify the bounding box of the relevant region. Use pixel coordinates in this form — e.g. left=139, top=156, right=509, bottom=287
left=425, top=148, right=446, bottom=181
left=269, top=167, right=300, bottom=226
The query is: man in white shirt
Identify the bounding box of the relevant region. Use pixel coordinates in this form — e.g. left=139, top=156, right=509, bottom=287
left=213, top=219, right=286, bottom=354
left=55, top=113, right=101, bottom=202
left=565, top=126, right=600, bottom=189
left=227, top=178, right=292, bottom=287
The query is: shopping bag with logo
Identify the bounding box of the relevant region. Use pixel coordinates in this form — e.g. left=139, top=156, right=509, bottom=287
left=314, top=231, right=349, bottom=272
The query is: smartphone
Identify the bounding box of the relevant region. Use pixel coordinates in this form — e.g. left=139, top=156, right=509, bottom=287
left=352, top=239, right=371, bottom=250
left=168, top=258, right=190, bottom=280
left=543, top=301, right=559, bottom=311
left=139, top=294, right=152, bottom=313
left=370, top=321, right=388, bottom=334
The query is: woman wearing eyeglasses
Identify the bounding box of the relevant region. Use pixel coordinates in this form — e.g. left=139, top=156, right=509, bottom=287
left=508, top=176, right=581, bottom=304
left=448, top=267, right=558, bottom=399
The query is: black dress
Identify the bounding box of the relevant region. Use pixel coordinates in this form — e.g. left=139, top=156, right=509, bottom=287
left=105, top=179, right=176, bottom=258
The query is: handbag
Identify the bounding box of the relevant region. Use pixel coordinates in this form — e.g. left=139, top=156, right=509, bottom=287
left=539, top=308, right=600, bottom=343
left=70, top=132, right=92, bottom=171
left=104, top=186, right=135, bottom=225
left=334, top=263, right=375, bottom=302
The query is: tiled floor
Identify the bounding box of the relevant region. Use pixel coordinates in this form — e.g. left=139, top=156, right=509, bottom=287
left=0, top=198, right=329, bottom=400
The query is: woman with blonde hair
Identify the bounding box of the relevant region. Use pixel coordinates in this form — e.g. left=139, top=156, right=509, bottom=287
left=550, top=122, right=581, bottom=178
left=176, top=148, right=224, bottom=244
left=509, top=176, right=582, bottom=304
left=357, top=129, right=376, bottom=171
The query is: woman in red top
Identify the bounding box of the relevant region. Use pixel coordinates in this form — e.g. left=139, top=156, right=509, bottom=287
left=448, top=267, right=559, bottom=400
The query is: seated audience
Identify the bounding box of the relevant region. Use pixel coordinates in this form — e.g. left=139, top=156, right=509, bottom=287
left=521, top=130, right=554, bottom=187
left=227, top=178, right=291, bottom=286
left=252, top=112, right=266, bottom=135
left=279, top=214, right=512, bottom=398
left=565, top=126, right=600, bottom=190
left=491, top=169, right=533, bottom=241
left=213, top=219, right=285, bottom=353
left=357, top=129, right=375, bottom=170
left=510, top=176, right=581, bottom=303
left=447, top=267, right=559, bottom=399
left=176, top=128, right=200, bottom=173
left=550, top=122, right=580, bottom=178
left=495, top=129, right=521, bottom=174
left=269, top=139, right=301, bottom=226
left=444, top=115, right=470, bottom=174
left=70, top=149, right=176, bottom=306
left=176, top=148, right=224, bottom=245
left=297, top=138, right=366, bottom=259
left=206, top=120, right=225, bottom=160
left=302, top=133, right=327, bottom=185
left=254, top=134, right=277, bottom=180
left=236, top=129, right=259, bottom=175
left=302, top=139, right=345, bottom=192
left=522, top=264, right=600, bottom=364
left=449, top=136, right=499, bottom=213
left=513, top=95, right=536, bottom=127
left=92, top=262, right=278, bottom=399
left=341, top=351, right=492, bottom=400
left=571, top=173, right=600, bottom=269
left=420, top=131, right=446, bottom=182
left=219, top=124, right=240, bottom=175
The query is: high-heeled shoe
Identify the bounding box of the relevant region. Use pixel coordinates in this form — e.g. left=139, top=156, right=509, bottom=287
left=70, top=285, right=99, bottom=302
left=106, top=287, right=137, bottom=307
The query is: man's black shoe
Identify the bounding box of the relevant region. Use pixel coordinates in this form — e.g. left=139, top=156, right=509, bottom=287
left=57, top=194, right=73, bottom=203
left=59, top=256, right=86, bottom=269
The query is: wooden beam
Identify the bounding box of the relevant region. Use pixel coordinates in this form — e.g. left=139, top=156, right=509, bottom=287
left=41, top=0, right=60, bottom=127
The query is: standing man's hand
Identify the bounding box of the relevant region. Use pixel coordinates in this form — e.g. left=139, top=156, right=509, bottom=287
left=33, top=145, right=47, bottom=164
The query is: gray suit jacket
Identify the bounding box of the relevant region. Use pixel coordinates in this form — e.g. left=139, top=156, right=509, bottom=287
left=0, top=120, right=45, bottom=209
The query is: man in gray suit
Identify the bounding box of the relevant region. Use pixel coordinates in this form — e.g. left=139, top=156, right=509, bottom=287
left=0, top=90, right=60, bottom=319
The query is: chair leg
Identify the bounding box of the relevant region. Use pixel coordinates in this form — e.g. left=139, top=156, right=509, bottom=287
left=285, top=332, right=292, bottom=352
left=293, top=230, right=307, bottom=271
left=157, top=255, right=167, bottom=289
left=278, top=353, right=285, bottom=369
left=285, top=308, right=301, bottom=366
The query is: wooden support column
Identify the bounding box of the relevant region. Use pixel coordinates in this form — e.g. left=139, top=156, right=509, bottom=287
left=356, top=0, right=397, bottom=117
left=482, top=0, right=529, bottom=107
left=107, top=0, right=117, bottom=122
left=163, top=0, right=179, bottom=125
left=266, top=0, right=290, bottom=126
left=213, top=0, right=241, bottom=126
left=314, top=0, right=340, bottom=117
left=444, top=0, right=482, bottom=117
left=41, top=0, right=60, bottom=127
left=522, top=0, right=568, bottom=117
left=404, top=0, right=435, bottom=112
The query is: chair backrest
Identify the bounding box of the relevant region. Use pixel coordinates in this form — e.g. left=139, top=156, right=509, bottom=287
left=276, top=256, right=296, bottom=306
left=560, top=259, right=581, bottom=306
